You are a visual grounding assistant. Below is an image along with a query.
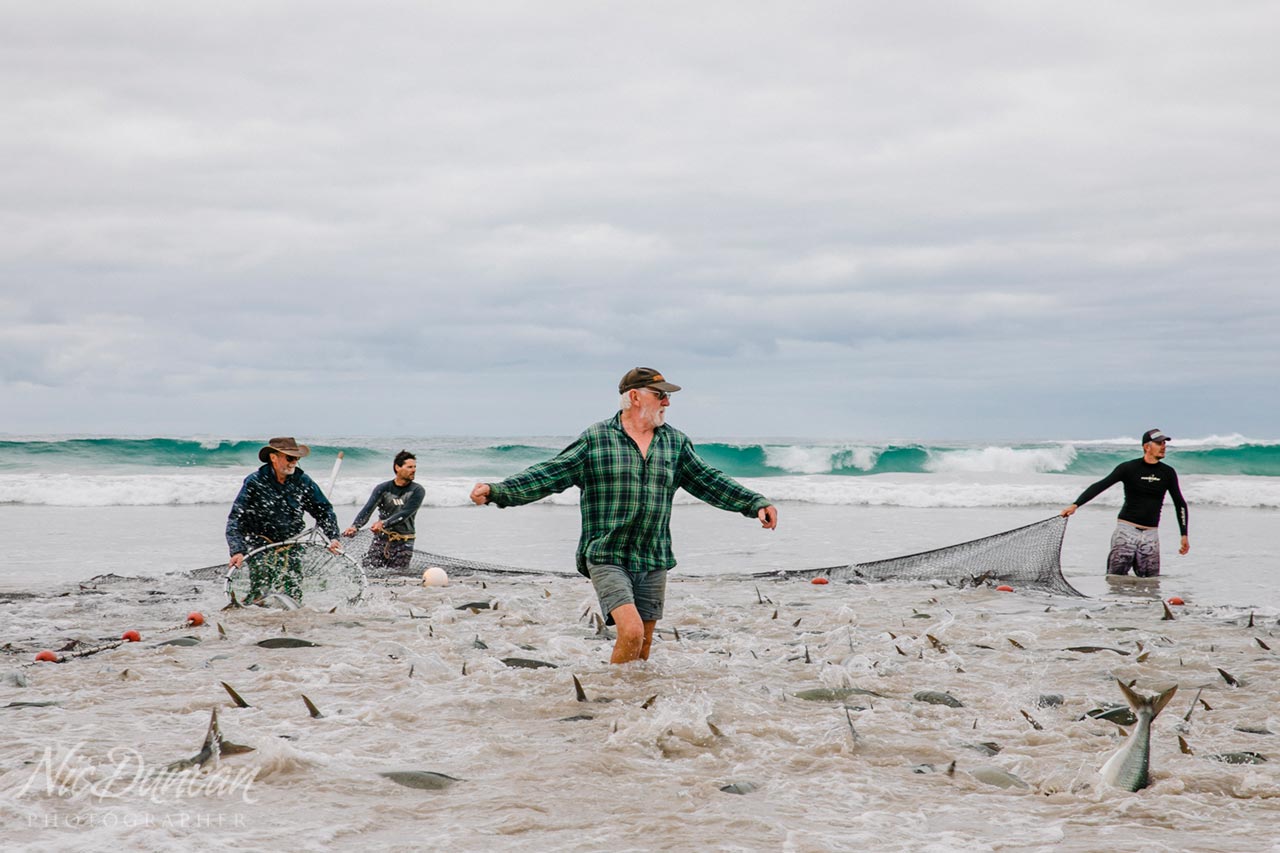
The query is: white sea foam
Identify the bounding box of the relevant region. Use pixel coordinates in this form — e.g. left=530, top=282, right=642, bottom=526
left=923, top=445, right=1077, bottom=474
left=4, top=472, right=1276, bottom=510
left=1064, top=432, right=1272, bottom=447
left=761, top=444, right=879, bottom=474
left=1169, top=433, right=1276, bottom=448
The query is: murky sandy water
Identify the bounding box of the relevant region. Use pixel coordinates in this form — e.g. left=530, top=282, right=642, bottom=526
left=3, top=561, right=1278, bottom=852
left=3, top=502, right=1275, bottom=608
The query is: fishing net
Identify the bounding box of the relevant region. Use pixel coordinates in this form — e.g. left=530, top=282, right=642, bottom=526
left=756, top=515, right=1084, bottom=596
left=217, top=516, right=1082, bottom=602
left=224, top=528, right=368, bottom=607
left=339, top=530, right=574, bottom=579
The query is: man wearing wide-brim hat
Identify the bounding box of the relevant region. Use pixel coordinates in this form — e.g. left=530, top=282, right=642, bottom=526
left=226, top=437, right=342, bottom=600
left=470, top=367, right=778, bottom=665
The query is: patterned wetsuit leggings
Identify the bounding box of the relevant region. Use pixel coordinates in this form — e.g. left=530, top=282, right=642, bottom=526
left=1107, top=523, right=1161, bottom=577
left=246, top=541, right=304, bottom=600
left=362, top=532, right=414, bottom=572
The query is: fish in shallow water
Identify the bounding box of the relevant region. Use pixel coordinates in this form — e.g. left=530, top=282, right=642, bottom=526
left=1208, top=752, right=1267, bottom=765
left=720, top=782, right=758, bottom=795
left=969, top=765, right=1029, bottom=789
left=255, top=593, right=301, bottom=610
left=1063, top=646, right=1130, bottom=656
left=914, top=690, right=964, bottom=708
left=793, top=687, right=884, bottom=702
left=256, top=637, right=321, bottom=648
left=154, top=636, right=202, bottom=647
left=1082, top=705, right=1138, bottom=726
left=380, top=770, right=463, bottom=790
left=501, top=657, right=557, bottom=669
left=221, top=681, right=251, bottom=708
left=165, top=708, right=254, bottom=772
left=1098, top=680, right=1178, bottom=791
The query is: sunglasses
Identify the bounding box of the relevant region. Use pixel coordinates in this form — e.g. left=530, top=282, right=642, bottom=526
left=642, top=388, right=670, bottom=401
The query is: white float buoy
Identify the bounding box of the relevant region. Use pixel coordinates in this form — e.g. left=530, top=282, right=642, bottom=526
left=422, top=566, right=449, bottom=587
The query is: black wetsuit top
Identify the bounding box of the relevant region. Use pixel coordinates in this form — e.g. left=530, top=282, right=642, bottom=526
left=1072, top=459, right=1188, bottom=535
left=351, top=480, right=425, bottom=537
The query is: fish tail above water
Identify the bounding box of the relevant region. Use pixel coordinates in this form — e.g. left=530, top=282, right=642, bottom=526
left=165, top=708, right=255, bottom=771
left=1099, top=680, right=1178, bottom=792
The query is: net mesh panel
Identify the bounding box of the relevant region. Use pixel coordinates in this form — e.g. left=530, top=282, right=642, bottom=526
left=752, top=515, right=1083, bottom=596
left=215, top=516, right=1082, bottom=599
left=340, top=530, right=575, bottom=578
left=224, top=527, right=368, bottom=607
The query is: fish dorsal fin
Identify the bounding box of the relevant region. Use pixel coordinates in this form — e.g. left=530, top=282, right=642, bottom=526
left=219, top=740, right=256, bottom=756
left=203, top=706, right=255, bottom=757
left=201, top=708, right=222, bottom=763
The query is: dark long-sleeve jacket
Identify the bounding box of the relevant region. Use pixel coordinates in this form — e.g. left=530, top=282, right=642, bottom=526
left=226, top=464, right=341, bottom=556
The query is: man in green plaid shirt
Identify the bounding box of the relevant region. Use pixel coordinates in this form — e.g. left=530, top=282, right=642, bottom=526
left=471, top=367, right=778, bottom=664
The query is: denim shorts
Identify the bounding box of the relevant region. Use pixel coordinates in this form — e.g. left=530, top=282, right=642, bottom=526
left=587, top=564, right=668, bottom=624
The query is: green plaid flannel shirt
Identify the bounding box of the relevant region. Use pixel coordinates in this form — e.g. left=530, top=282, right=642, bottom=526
left=487, top=413, right=771, bottom=576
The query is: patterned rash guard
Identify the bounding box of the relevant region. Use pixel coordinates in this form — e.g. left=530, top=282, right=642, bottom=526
left=1072, top=459, right=1189, bottom=534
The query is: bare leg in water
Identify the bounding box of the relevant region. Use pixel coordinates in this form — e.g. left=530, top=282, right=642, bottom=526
left=609, top=603, right=657, bottom=664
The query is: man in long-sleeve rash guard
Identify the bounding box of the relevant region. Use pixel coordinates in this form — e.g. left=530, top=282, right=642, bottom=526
left=343, top=450, right=425, bottom=571
left=1060, top=428, right=1189, bottom=577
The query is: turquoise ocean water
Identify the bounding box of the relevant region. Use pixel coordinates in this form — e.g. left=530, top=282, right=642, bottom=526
left=1, top=433, right=1276, bottom=606
left=3, top=434, right=1280, bottom=478
left=2, top=433, right=1278, bottom=506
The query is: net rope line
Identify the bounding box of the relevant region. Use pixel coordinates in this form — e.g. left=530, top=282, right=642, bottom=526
left=205, top=515, right=1083, bottom=598
left=746, top=515, right=1084, bottom=597
left=11, top=616, right=205, bottom=668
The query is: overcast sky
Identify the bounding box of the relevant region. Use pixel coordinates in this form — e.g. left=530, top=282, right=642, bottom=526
left=2, top=2, right=1276, bottom=441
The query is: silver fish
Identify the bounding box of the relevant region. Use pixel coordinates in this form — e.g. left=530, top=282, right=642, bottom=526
left=256, top=593, right=301, bottom=610
left=256, top=637, right=321, bottom=648
left=501, top=657, right=557, bottom=669
left=793, top=687, right=884, bottom=702
left=164, top=708, right=254, bottom=772
left=155, top=636, right=202, bottom=647
left=914, top=690, right=964, bottom=708
left=1099, top=680, right=1178, bottom=791
left=969, top=765, right=1029, bottom=789
left=1208, top=751, right=1267, bottom=765
left=720, top=781, right=758, bottom=795
left=380, top=770, right=463, bottom=790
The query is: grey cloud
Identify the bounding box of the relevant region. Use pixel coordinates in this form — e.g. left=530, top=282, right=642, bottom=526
left=2, top=2, right=1277, bottom=436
